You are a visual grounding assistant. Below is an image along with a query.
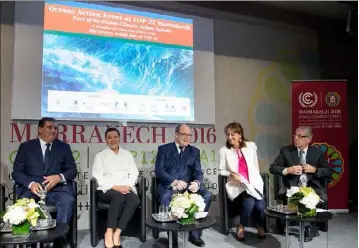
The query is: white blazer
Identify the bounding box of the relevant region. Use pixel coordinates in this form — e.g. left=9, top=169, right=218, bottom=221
left=219, top=142, right=264, bottom=201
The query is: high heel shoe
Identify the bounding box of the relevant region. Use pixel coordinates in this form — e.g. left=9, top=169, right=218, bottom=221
left=257, top=226, right=266, bottom=240
left=236, top=225, right=245, bottom=242
left=258, top=234, right=267, bottom=240
left=104, top=241, right=114, bottom=248
left=114, top=246, right=123, bottom=248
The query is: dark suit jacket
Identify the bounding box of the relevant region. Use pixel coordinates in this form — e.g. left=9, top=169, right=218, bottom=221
left=269, top=145, right=333, bottom=195
left=155, top=142, right=203, bottom=189
left=12, top=138, right=77, bottom=195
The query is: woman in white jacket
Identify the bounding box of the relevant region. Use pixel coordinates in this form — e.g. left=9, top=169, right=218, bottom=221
left=219, top=122, right=266, bottom=241
left=92, top=127, right=139, bottom=248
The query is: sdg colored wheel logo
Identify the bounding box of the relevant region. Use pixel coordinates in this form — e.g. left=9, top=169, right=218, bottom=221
left=312, top=143, right=344, bottom=187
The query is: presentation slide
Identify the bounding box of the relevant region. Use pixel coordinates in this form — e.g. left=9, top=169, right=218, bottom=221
left=12, top=1, right=215, bottom=124
left=42, top=1, right=194, bottom=121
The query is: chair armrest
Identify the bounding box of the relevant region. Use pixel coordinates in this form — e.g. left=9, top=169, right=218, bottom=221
left=90, top=178, right=98, bottom=209
left=89, top=178, right=98, bottom=246
left=0, top=183, right=6, bottom=214
left=260, top=172, right=270, bottom=232
left=68, top=181, right=77, bottom=195
left=151, top=173, right=158, bottom=214
left=260, top=173, right=270, bottom=204
left=218, top=174, right=229, bottom=234
left=319, top=177, right=329, bottom=194
left=137, top=176, right=147, bottom=241
left=137, top=176, right=146, bottom=204
left=13, top=184, right=19, bottom=203
left=272, top=174, right=283, bottom=200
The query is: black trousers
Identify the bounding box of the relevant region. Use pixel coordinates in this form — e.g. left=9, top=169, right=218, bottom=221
left=98, top=189, right=140, bottom=230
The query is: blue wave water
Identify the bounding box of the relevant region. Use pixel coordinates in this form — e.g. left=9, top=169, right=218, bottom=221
left=41, top=33, right=194, bottom=121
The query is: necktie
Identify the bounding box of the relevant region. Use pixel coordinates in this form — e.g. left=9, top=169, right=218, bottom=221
left=299, top=150, right=308, bottom=186
left=299, top=150, right=306, bottom=165
left=44, top=143, right=51, bottom=170
left=179, top=146, right=184, bottom=161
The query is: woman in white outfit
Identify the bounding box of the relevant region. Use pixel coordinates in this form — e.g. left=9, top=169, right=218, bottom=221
left=92, top=127, right=139, bottom=248
left=219, top=122, right=266, bottom=242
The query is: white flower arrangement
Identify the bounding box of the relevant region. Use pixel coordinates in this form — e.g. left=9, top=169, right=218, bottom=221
left=287, top=186, right=321, bottom=210
left=3, top=198, right=45, bottom=226
left=169, top=192, right=206, bottom=220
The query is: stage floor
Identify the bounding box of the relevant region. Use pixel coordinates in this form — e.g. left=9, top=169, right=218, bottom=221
left=76, top=212, right=357, bottom=248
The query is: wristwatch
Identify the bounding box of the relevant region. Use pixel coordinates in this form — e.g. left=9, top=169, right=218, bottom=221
left=59, top=174, right=66, bottom=184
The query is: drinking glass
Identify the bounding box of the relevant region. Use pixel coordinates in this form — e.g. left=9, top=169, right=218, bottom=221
left=159, top=205, right=165, bottom=220
left=275, top=199, right=283, bottom=211
left=37, top=188, right=53, bottom=228
left=300, top=174, right=308, bottom=187
left=38, top=189, right=47, bottom=205
left=163, top=206, right=169, bottom=219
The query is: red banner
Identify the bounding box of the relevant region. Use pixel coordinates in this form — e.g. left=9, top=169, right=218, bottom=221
left=292, top=80, right=348, bottom=210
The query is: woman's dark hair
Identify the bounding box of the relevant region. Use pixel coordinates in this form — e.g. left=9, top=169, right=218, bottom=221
left=224, top=122, right=248, bottom=149
left=105, top=127, right=120, bottom=138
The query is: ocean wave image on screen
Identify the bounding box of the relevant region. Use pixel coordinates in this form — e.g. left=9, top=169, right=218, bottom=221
left=41, top=33, right=194, bottom=121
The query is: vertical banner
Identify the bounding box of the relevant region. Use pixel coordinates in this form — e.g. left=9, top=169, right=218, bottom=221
left=292, top=80, right=348, bottom=210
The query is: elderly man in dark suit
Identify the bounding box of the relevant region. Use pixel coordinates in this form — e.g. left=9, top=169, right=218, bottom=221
left=12, top=117, right=77, bottom=248
left=155, top=124, right=212, bottom=247
left=270, top=126, right=333, bottom=242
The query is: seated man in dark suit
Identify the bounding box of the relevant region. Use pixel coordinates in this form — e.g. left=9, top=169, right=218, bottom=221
left=270, top=126, right=333, bottom=242
left=12, top=117, right=77, bottom=248
left=155, top=124, right=212, bottom=247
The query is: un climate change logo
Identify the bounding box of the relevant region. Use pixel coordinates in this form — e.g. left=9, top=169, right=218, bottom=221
left=299, top=92, right=318, bottom=108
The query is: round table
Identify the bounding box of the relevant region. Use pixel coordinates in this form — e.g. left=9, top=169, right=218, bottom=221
left=145, top=216, right=216, bottom=248
left=264, top=209, right=332, bottom=248
left=0, top=223, right=69, bottom=248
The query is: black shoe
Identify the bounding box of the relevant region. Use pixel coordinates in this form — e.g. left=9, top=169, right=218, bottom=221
left=313, top=226, right=320, bottom=237
left=303, top=226, right=314, bottom=242
left=114, top=246, right=122, bottom=248
left=188, top=236, right=205, bottom=247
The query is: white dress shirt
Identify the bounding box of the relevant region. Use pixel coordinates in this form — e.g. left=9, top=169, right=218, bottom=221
left=175, top=142, right=184, bottom=153
left=92, top=147, right=139, bottom=193
left=39, top=138, right=52, bottom=157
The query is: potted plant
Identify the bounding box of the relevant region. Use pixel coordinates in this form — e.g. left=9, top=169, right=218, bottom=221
left=3, top=198, right=46, bottom=238
left=169, top=192, right=206, bottom=225
left=286, top=186, right=322, bottom=217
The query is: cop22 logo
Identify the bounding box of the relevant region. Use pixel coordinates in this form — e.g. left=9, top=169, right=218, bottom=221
left=299, top=92, right=318, bottom=108
left=312, top=143, right=344, bottom=188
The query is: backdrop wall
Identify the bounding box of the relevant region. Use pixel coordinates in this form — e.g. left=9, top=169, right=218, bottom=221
left=1, top=2, right=319, bottom=229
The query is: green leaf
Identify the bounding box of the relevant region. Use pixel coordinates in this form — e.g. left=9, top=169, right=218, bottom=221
left=36, top=208, right=46, bottom=219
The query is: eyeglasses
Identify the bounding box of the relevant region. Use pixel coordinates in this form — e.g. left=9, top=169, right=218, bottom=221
left=293, top=134, right=309, bottom=139
left=178, top=132, right=193, bottom=138
left=45, top=125, right=57, bottom=130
